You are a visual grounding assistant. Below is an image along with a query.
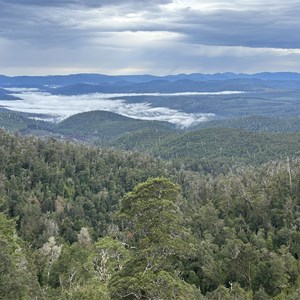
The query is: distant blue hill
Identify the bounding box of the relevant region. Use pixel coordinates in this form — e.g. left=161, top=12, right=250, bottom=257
left=0, top=88, right=22, bottom=100
left=1, top=72, right=300, bottom=89
left=49, top=78, right=287, bottom=95
left=164, top=72, right=300, bottom=81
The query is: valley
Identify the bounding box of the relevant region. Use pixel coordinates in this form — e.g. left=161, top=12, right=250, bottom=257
left=1, top=72, right=300, bottom=299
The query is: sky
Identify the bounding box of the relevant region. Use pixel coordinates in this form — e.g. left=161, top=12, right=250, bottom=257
left=1, top=0, right=300, bottom=75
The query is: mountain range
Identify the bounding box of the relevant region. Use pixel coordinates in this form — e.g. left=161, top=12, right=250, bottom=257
left=1, top=72, right=300, bottom=87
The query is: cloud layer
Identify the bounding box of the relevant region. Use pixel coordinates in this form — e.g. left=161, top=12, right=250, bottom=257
left=0, top=90, right=217, bottom=127
left=0, top=0, right=300, bottom=75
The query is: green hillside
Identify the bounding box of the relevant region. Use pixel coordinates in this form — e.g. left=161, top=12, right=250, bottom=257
left=191, top=115, right=300, bottom=132
left=54, top=110, right=175, bottom=144
left=1, top=129, right=300, bottom=299
left=119, top=90, right=300, bottom=118
left=0, top=110, right=54, bottom=132
left=2, top=109, right=300, bottom=174
left=113, top=127, right=300, bottom=172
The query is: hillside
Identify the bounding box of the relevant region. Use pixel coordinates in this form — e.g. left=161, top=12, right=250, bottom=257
left=1, top=109, right=300, bottom=174
left=190, top=115, right=300, bottom=132
left=0, top=109, right=54, bottom=132
left=0, top=88, right=22, bottom=100
left=1, top=129, right=300, bottom=299
left=51, top=78, right=275, bottom=95
left=118, top=90, right=300, bottom=117
left=53, top=110, right=175, bottom=144
left=113, top=127, right=300, bottom=172
left=1, top=72, right=300, bottom=87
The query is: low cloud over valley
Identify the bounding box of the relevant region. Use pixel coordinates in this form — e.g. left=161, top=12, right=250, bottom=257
left=0, top=90, right=220, bottom=127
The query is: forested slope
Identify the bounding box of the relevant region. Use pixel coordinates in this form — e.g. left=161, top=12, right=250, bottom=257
left=54, top=110, right=174, bottom=144
left=1, top=129, right=300, bottom=299
left=113, top=127, right=300, bottom=173
left=2, top=109, right=300, bottom=176
left=191, top=116, right=300, bottom=133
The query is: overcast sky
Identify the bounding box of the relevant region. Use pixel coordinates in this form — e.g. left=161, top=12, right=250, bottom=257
left=1, top=0, right=300, bottom=75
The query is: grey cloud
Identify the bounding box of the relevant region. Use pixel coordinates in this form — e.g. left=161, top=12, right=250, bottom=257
left=1, top=0, right=300, bottom=75
left=0, top=0, right=171, bottom=8
left=1, top=0, right=102, bottom=7
left=0, top=0, right=170, bottom=47
left=1, top=0, right=299, bottom=49
left=172, top=6, right=300, bottom=49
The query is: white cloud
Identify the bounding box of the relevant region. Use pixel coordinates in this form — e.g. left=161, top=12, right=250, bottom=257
left=0, top=90, right=220, bottom=127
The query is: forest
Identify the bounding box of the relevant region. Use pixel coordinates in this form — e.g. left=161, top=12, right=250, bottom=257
left=1, top=127, right=300, bottom=299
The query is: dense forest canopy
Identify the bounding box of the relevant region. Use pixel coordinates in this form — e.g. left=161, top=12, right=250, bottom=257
left=1, top=128, right=300, bottom=299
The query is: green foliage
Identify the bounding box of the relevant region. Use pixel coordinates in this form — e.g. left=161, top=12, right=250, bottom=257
left=117, top=177, right=195, bottom=268
left=63, top=280, right=109, bottom=300
left=2, top=129, right=300, bottom=298
left=253, top=287, right=269, bottom=300
left=0, top=213, right=42, bottom=299
left=0, top=129, right=169, bottom=246
left=48, top=242, right=92, bottom=289
left=207, top=283, right=252, bottom=300
left=109, top=269, right=203, bottom=300
left=110, top=177, right=201, bottom=299
left=91, top=237, right=130, bottom=283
